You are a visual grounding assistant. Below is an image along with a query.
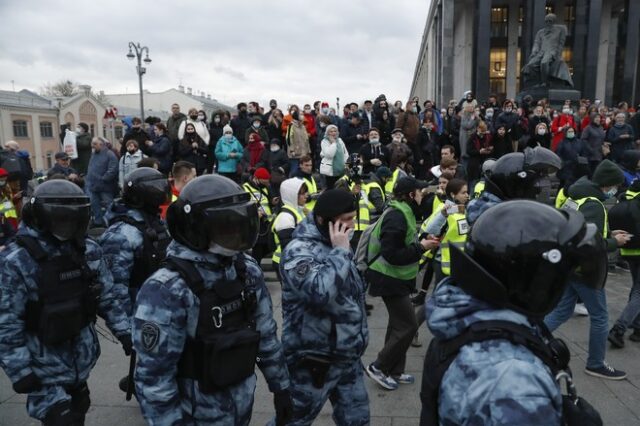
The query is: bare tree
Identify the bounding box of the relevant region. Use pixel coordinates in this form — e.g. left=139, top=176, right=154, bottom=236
left=40, top=79, right=78, bottom=97
left=93, top=91, right=110, bottom=105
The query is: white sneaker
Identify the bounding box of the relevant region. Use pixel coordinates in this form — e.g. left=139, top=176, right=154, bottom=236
left=573, top=303, right=589, bottom=316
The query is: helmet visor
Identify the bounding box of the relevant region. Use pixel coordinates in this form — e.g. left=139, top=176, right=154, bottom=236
left=202, top=202, right=259, bottom=251
left=40, top=203, right=91, bottom=240
left=140, top=178, right=171, bottom=207
left=572, top=223, right=608, bottom=289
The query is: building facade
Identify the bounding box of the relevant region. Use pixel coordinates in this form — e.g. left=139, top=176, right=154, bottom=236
left=410, top=0, right=640, bottom=107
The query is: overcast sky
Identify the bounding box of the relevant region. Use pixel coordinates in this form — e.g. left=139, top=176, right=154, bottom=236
left=0, top=0, right=431, bottom=109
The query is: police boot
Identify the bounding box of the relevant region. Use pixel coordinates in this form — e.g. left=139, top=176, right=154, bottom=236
left=42, top=401, right=84, bottom=426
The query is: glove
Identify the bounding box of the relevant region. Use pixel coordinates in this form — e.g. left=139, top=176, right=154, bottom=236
left=118, top=334, right=133, bottom=356
left=274, top=389, right=293, bottom=426
left=12, top=372, right=42, bottom=394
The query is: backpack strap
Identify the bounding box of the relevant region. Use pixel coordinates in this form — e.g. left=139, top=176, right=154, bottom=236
left=15, top=235, right=48, bottom=261
left=163, top=256, right=206, bottom=296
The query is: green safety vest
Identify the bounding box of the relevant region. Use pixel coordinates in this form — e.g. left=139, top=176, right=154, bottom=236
left=562, top=196, right=608, bottom=237
left=271, top=205, right=304, bottom=264
left=555, top=187, right=568, bottom=209
left=303, top=176, right=318, bottom=211
left=621, top=190, right=640, bottom=256
left=440, top=213, right=470, bottom=275
left=368, top=200, right=419, bottom=281
left=473, top=180, right=485, bottom=199
left=243, top=182, right=273, bottom=219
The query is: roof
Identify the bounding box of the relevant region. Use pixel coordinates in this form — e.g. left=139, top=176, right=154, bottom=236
left=114, top=105, right=171, bottom=120
left=0, top=89, right=57, bottom=109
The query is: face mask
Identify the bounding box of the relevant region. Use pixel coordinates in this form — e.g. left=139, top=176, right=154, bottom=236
left=369, top=138, right=380, bottom=144
left=604, top=188, right=618, bottom=199
left=208, top=242, right=238, bottom=257
left=225, top=134, right=233, bottom=141
left=270, top=145, right=280, bottom=152
left=505, top=108, right=513, bottom=113
left=537, top=128, right=546, bottom=135
left=320, top=123, right=327, bottom=128
left=535, top=111, right=542, bottom=116
left=214, top=117, right=221, bottom=124
left=562, top=109, right=571, bottom=114
left=253, top=122, right=261, bottom=129
left=0, top=180, right=6, bottom=187
left=566, top=132, right=575, bottom=139
left=197, top=115, right=205, bottom=121
left=127, top=148, right=136, bottom=154
left=304, top=109, right=311, bottom=114
left=347, top=229, right=355, bottom=241
left=190, top=114, right=198, bottom=120
left=270, top=104, right=276, bottom=110
left=75, top=127, right=82, bottom=133
left=393, top=135, right=402, bottom=142
left=292, top=112, right=299, bottom=121
left=321, top=107, right=329, bottom=114
left=486, top=112, right=493, bottom=118
left=412, top=107, right=418, bottom=113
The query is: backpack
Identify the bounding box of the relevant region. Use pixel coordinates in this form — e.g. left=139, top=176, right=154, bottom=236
left=0, top=150, right=23, bottom=180
left=609, top=197, right=640, bottom=248
left=420, top=320, right=602, bottom=426
left=354, top=208, right=391, bottom=273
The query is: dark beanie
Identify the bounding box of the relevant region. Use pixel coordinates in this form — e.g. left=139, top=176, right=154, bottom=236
left=313, top=189, right=356, bottom=220
left=592, top=160, right=624, bottom=187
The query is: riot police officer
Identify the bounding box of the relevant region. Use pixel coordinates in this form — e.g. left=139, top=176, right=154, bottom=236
left=421, top=200, right=604, bottom=425
left=0, top=179, right=131, bottom=425
left=466, top=146, right=561, bottom=224
left=132, top=174, right=292, bottom=425
left=99, top=167, right=171, bottom=392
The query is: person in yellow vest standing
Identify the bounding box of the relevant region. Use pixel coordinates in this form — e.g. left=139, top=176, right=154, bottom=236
left=0, top=168, right=17, bottom=247
left=365, top=176, right=440, bottom=390
left=271, top=178, right=308, bottom=279
left=290, top=155, right=320, bottom=212
left=334, top=175, right=371, bottom=251
left=546, top=160, right=632, bottom=380
left=243, top=167, right=277, bottom=267
left=362, top=167, right=392, bottom=221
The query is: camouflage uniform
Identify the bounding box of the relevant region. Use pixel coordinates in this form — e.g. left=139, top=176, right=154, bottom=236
left=132, top=241, right=289, bottom=426
left=0, top=226, right=131, bottom=421
left=465, top=190, right=502, bottom=226
left=279, top=214, right=370, bottom=425
left=426, top=278, right=563, bottom=425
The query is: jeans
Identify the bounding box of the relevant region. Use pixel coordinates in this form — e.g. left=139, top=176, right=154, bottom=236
left=544, top=280, right=608, bottom=369
left=614, top=257, right=640, bottom=332
left=89, top=191, right=114, bottom=226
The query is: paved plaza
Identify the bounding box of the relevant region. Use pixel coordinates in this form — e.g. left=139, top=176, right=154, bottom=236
left=2, top=264, right=640, bottom=425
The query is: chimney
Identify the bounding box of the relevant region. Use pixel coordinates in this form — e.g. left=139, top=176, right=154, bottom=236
left=178, top=85, right=184, bottom=93
left=187, top=87, right=192, bottom=95
left=79, top=84, right=91, bottom=95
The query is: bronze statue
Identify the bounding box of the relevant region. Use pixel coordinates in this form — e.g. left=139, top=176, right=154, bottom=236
left=522, top=14, right=574, bottom=88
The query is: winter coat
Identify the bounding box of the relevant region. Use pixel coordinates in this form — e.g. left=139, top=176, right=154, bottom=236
left=459, top=113, right=479, bottom=159
left=166, top=113, right=186, bottom=142
left=119, top=149, right=145, bottom=188
left=178, top=119, right=210, bottom=146
left=86, top=148, right=119, bottom=193
left=396, top=111, right=420, bottom=145
left=142, top=134, right=172, bottom=175
left=466, top=133, right=494, bottom=181
left=580, top=124, right=606, bottom=163
left=71, top=132, right=93, bottom=175
left=231, top=112, right=252, bottom=145
left=177, top=134, right=209, bottom=175
left=339, top=122, right=367, bottom=154
left=122, top=128, right=150, bottom=157
left=555, top=137, right=591, bottom=186
left=426, top=279, right=563, bottom=426
left=606, top=123, right=635, bottom=163
left=214, top=136, right=244, bottom=174
left=359, top=143, right=390, bottom=175
left=551, top=114, right=576, bottom=151
left=567, top=176, right=617, bottom=251
left=257, top=146, right=289, bottom=177
left=319, top=138, right=348, bottom=177
left=285, top=121, right=310, bottom=160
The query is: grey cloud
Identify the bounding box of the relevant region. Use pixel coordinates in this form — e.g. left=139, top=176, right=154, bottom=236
left=213, top=66, right=247, bottom=81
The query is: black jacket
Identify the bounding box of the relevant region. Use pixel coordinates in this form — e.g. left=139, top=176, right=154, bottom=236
left=367, top=206, right=423, bottom=297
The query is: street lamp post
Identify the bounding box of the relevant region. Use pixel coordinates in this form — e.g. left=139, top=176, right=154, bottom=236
left=126, top=42, right=152, bottom=122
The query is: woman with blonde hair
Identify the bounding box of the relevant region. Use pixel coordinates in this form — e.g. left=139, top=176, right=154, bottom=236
left=319, top=124, right=348, bottom=189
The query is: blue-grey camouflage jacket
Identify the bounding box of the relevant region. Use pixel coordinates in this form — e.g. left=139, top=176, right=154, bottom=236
left=0, top=225, right=131, bottom=387
left=466, top=190, right=502, bottom=226
left=426, top=278, right=563, bottom=426
left=279, top=214, right=369, bottom=365
left=132, top=241, right=289, bottom=425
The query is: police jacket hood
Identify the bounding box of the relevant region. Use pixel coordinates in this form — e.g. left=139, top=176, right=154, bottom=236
left=105, top=200, right=147, bottom=225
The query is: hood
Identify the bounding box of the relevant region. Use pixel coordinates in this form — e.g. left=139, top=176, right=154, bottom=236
left=620, top=150, right=640, bottom=172
left=426, top=278, right=536, bottom=340
left=104, top=200, right=145, bottom=224
left=280, top=178, right=305, bottom=211
left=292, top=213, right=330, bottom=244
left=16, top=150, right=30, bottom=159
left=567, top=176, right=604, bottom=201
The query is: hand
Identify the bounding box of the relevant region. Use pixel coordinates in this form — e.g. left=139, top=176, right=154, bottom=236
left=420, top=238, right=440, bottom=251
left=329, top=220, right=352, bottom=250
left=229, top=152, right=236, bottom=158
left=274, top=390, right=294, bottom=426
left=68, top=173, right=78, bottom=180
left=419, top=159, right=424, bottom=165
left=612, top=230, right=631, bottom=247
left=192, top=142, right=198, bottom=148
left=145, top=140, right=153, bottom=146
left=118, top=334, right=133, bottom=356
left=602, top=144, right=611, bottom=156
left=371, top=158, right=382, bottom=166
left=12, top=372, right=42, bottom=394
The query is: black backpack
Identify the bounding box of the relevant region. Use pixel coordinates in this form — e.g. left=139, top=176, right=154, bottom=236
left=420, top=320, right=602, bottom=426
left=0, top=150, right=23, bottom=180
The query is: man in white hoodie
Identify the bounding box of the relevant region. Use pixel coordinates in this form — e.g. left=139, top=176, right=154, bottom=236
left=271, top=178, right=308, bottom=275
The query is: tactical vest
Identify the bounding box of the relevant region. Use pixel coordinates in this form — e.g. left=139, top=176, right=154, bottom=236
left=384, top=168, right=401, bottom=196
left=337, top=177, right=371, bottom=232
left=168, top=256, right=260, bottom=393
left=17, top=235, right=100, bottom=346
left=109, top=214, right=171, bottom=288
left=271, top=205, right=304, bottom=265
left=555, top=187, right=568, bottom=209
left=440, top=213, right=469, bottom=276
left=368, top=201, right=419, bottom=281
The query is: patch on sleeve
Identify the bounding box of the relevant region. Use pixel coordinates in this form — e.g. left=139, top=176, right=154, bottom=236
left=141, top=322, right=160, bottom=351
left=294, top=262, right=310, bottom=276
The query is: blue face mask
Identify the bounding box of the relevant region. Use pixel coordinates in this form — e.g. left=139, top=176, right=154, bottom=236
left=604, top=188, right=618, bottom=199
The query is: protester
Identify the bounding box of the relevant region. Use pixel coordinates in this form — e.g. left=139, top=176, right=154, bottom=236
left=215, top=124, right=244, bottom=182
left=320, top=124, right=348, bottom=189
left=177, top=122, right=209, bottom=175
left=86, top=137, right=118, bottom=226
left=118, top=140, right=144, bottom=189
left=142, top=122, right=172, bottom=175
left=178, top=107, right=210, bottom=145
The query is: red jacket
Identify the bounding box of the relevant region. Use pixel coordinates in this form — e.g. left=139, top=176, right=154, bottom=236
left=551, top=114, right=576, bottom=151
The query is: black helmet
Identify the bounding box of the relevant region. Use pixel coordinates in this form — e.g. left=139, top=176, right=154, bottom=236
left=451, top=200, right=607, bottom=317
left=122, top=167, right=170, bottom=212
left=485, top=147, right=561, bottom=200
left=23, top=179, right=90, bottom=241
left=166, top=174, right=258, bottom=252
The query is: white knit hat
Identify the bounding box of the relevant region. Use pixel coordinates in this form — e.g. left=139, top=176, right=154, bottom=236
left=223, top=124, right=233, bottom=134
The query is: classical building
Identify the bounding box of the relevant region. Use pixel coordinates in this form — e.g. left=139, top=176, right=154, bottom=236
left=410, top=0, right=640, bottom=107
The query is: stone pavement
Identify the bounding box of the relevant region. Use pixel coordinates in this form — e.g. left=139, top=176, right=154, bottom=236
left=2, top=264, right=640, bottom=425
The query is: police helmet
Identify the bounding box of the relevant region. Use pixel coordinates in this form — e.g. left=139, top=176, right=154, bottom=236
left=481, top=158, right=497, bottom=178
left=23, top=179, right=91, bottom=241
left=166, top=174, right=258, bottom=252
left=485, top=147, right=561, bottom=199
left=122, top=167, right=170, bottom=212
left=451, top=200, right=607, bottom=317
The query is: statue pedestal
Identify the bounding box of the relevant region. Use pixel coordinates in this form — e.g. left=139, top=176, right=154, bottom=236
left=517, top=86, right=581, bottom=110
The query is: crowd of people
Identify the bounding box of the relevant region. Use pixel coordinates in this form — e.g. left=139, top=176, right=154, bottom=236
left=1, top=90, right=640, bottom=425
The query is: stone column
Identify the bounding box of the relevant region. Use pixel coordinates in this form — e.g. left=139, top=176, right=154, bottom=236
left=623, top=0, right=640, bottom=105
left=582, top=0, right=602, bottom=100
left=473, top=0, right=491, bottom=102
left=506, top=0, right=520, bottom=99
left=441, top=0, right=454, bottom=107
left=572, top=0, right=589, bottom=93
left=522, top=0, right=546, bottom=62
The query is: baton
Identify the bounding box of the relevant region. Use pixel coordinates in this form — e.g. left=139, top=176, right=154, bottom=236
left=126, top=350, right=136, bottom=401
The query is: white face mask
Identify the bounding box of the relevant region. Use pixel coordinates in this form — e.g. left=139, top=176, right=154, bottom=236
left=562, top=109, right=571, bottom=114
left=537, top=128, right=546, bottom=135
left=270, top=145, right=280, bottom=152
left=214, top=117, right=221, bottom=124
left=75, top=127, right=82, bottom=133
left=197, top=115, right=205, bottom=121
left=208, top=242, right=239, bottom=257
left=253, top=122, right=261, bottom=128
left=321, top=107, right=329, bottom=114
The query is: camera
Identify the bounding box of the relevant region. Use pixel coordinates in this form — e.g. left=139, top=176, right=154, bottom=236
left=347, top=153, right=363, bottom=183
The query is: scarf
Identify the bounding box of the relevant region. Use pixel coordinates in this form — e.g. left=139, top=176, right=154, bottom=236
left=332, top=139, right=345, bottom=176
left=248, top=137, right=265, bottom=169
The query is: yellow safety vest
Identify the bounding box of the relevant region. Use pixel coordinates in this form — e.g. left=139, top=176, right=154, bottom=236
left=271, top=205, right=304, bottom=264
left=440, top=212, right=470, bottom=276
left=0, top=197, right=17, bottom=220
left=355, top=194, right=371, bottom=231
left=303, top=176, right=318, bottom=211
left=243, top=182, right=273, bottom=219
left=555, top=187, right=568, bottom=209
left=384, top=169, right=401, bottom=196
left=473, top=180, right=485, bottom=199
left=562, top=196, right=608, bottom=237
left=362, top=181, right=386, bottom=210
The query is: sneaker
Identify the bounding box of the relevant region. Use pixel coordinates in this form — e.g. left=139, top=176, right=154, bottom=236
left=392, top=374, right=415, bottom=384
left=411, top=332, right=422, bottom=347
left=411, top=291, right=427, bottom=306
left=629, top=329, right=640, bottom=342
left=584, top=363, right=627, bottom=380
left=608, top=327, right=625, bottom=348
left=365, top=363, right=398, bottom=390
left=573, top=303, right=589, bottom=316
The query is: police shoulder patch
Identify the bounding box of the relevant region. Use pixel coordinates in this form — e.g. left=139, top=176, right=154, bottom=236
left=141, top=322, right=160, bottom=351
